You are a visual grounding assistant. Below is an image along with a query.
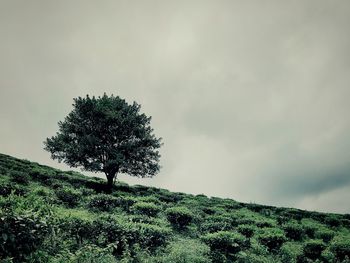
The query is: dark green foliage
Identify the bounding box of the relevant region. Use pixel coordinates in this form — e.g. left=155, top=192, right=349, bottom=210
left=0, top=212, right=48, bottom=261
left=282, top=222, right=305, bottom=241
left=157, top=191, right=184, bottom=203
left=237, top=224, right=257, bottom=238
left=0, top=182, right=27, bottom=197
left=255, top=219, right=275, bottom=228
left=200, top=214, right=235, bottom=233
left=202, top=231, right=249, bottom=261
left=302, top=239, right=326, bottom=260
left=165, top=206, right=194, bottom=229
left=300, top=219, right=318, bottom=239
left=88, top=194, right=119, bottom=212
left=330, top=235, right=350, bottom=261
left=44, top=94, right=162, bottom=189
left=90, top=216, right=171, bottom=253
left=341, top=218, right=350, bottom=228
left=0, top=152, right=350, bottom=263
left=52, top=245, right=117, bottom=262
left=324, top=215, right=342, bottom=228
left=9, top=170, right=30, bottom=185
left=60, top=217, right=95, bottom=247
left=201, top=220, right=232, bottom=233
left=315, top=228, right=335, bottom=243
left=256, top=228, right=287, bottom=252
left=29, top=167, right=55, bottom=183
left=116, top=196, right=136, bottom=212
left=134, top=223, right=171, bottom=248
left=131, top=201, right=161, bottom=217
left=162, top=239, right=211, bottom=263
left=55, top=187, right=82, bottom=208
left=279, top=242, right=303, bottom=263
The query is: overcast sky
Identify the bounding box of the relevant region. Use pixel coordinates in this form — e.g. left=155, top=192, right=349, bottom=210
left=1, top=0, right=350, bottom=213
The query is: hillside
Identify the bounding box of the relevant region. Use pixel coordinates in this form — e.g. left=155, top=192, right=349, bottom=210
left=0, top=153, right=349, bottom=263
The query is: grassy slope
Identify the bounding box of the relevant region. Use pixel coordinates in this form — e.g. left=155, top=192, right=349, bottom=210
left=0, top=152, right=349, bottom=262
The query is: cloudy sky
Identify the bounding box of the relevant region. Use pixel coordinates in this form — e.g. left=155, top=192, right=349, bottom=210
left=1, top=1, right=350, bottom=213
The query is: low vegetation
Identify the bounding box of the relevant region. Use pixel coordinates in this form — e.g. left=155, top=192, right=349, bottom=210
left=0, top=153, right=350, bottom=262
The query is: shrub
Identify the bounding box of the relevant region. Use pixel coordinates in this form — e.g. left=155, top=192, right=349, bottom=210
left=300, top=219, right=319, bottom=239
left=236, top=251, right=278, bottom=263
left=256, top=220, right=274, bottom=228
left=0, top=211, right=48, bottom=261
left=277, top=216, right=289, bottom=225
left=202, top=231, right=249, bottom=259
left=88, top=194, right=119, bottom=212
left=42, top=178, right=68, bottom=188
left=80, top=187, right=96, bottom=196
left=302, top=239, right=326, bottom=260
left=237, top=224, right=257, bottom=238
left=324, top=215, right=342, bottom=228
left=200, top=220, right=232, bottom=233
left=341, top=219, right=350, bottom=228
left=282, top=222, right=304, bottom=241
left=134, top=223, right=171, bottom=248
left=321, top=248, right=336, bottom=263
left=132, top=201, right=161, bottom=217
left=279, top=242, right=303, bottom=263
left=55, top=187, right=82, bottom=208
left=202, top=207, right=218, bottom=215
left=0, top=182, right=27, bottom=197
left=200, top=214, right=235, bottom=234
left=315, top=228, right=335, bottom=243
left=157, top=191, right=184, bottom=203
left=116, top=196, right=136, bottom=212
left=54, top=244, right=117, bottom=263
left=330, top=235, right=350, bottom=261
left=29, top=167, right=54, bottom=182
left=59, top=217, right=95, bottom=246
left=90, top=216, right=170, bottom=253
left=9, top=170, right=30, bottom=185
left=161, top=239, right=211, bottom=263
left=256, top=228, right=287, bottom=252
left=128, top=214, right=168, bottom=227
left=165, top=207, right=194, bottom=229
left=91, top=216, right=130, bottom=253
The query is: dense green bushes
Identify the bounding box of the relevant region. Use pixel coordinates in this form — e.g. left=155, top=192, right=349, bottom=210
left=165, top=206, right=194, bottom=229
left=330, top=235, right=350, bottom=261
left=88, top=194, right=119, bottom=212
left=279, top=242, right=303, bottom=263
left=9, top=170, right=30, bottom=185
left=0, top=182, right=27, bottom=197
left=0, top=211, right=48, bottom=261
left=256, top=228, right=287, bottom=252
left=1, top=153, right=350, bottom=263
left=161, top=239, right=211, bottom=263
left=302, top=239, right=326, bottom=260
left=315, top=228, right=335, bottom=243
left=55, top=187, right=82, bottom=208
left=134, top=223, right=171, bottom=248
left=282, top=222, right=304, bottom=241
left=202, top=231, right=249, bottom=261
left=237, top=224, right=257, bottom=238
left=132, top=201, right=161, bottom=217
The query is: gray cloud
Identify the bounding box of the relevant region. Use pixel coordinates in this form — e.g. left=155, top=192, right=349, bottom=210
left=1, top=0, right=350, bottom=213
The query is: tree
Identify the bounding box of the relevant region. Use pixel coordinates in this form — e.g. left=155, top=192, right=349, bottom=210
left=44, top=94, right=162, bottom=190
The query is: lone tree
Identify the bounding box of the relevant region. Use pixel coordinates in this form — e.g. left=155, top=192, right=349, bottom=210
left=44, top=94, right=162, bottom=190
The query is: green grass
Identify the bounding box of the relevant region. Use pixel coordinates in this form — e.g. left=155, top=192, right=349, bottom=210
left=0, top=152, right=350, bottom=262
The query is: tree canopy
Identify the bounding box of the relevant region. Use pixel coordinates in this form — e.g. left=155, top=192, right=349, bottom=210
left=44, top=94, right=162, bottom=189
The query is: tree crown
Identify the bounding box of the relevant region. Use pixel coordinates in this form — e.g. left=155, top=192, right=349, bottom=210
left=44, top=94, right=162, bottom=178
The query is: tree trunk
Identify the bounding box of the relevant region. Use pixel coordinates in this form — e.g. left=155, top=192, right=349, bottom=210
left=106, top=172, right=116, bottom=192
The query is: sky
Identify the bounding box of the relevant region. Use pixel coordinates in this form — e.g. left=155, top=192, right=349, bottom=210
left=1, top=0, right=350, bottom=213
